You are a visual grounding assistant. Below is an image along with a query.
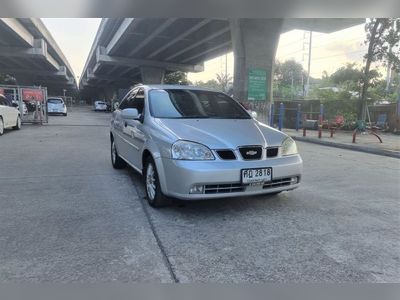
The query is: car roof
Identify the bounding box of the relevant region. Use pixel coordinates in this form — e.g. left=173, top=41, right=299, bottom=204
left=48, top=97, right=63, bottom=100
left=136, top=84, right=222, bottom=93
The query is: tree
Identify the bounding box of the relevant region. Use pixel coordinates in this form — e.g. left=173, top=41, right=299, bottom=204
left=273, top=60, right=307, bottom=99
left=360, top=18, right=400, bottom=120
left=193, top=79, right=223, bottom=91
left=164, top=71, right=191, bottom=85
left=215, top=72, right=233, bottom=93
left=274, top=59, right=305, bottom=86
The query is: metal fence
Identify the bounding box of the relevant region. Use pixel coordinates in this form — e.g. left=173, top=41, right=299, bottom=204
left=0, top=84, right=48, bottom=124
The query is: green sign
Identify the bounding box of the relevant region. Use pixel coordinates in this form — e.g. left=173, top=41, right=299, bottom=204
left=248, top=69, right=267, bottom=101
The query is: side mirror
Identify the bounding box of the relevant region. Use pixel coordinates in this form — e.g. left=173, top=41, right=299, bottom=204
left=122, top=108, right=140, bottom=120
left=12, top=103, right=19, bottom=108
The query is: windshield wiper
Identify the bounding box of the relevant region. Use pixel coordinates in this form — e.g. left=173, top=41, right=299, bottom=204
left=181, top=116, right=209, bottom=119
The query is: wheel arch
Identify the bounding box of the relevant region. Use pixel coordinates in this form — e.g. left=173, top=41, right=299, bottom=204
left=142, top=148, right=168, bottom=195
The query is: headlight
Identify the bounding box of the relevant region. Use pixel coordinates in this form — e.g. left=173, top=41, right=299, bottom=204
left=281, top=137, right=298, bottom=156
left=171, top=141, right=215, bottom=160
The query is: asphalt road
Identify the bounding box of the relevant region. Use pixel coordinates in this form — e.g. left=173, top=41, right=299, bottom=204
left=0, top=107, right=399, bottom=282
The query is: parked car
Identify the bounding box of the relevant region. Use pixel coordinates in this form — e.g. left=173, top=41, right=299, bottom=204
left=0, top=94, right=21, bottom=136
left=94, top=101, right=107, bottom=111
left=110, top=85, right=303, bottom=207
left=47, top=97, right=67, bottom=116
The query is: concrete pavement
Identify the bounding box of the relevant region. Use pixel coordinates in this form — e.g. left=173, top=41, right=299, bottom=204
left=0, top=107, right=399, bottom=282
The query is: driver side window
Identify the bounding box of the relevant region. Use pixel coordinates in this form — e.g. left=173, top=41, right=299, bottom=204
left=119, top=89, right=137, bottom=110
left=126, top=89, right=145, bottom=115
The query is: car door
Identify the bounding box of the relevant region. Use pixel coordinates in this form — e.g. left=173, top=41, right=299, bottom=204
left=112, top=89, right=138, bottom=163
left=0, top=97, right=13, bottom=127
left=0, top=97, right=7, bottom=127
left=121, top=88, right=146, bottom=169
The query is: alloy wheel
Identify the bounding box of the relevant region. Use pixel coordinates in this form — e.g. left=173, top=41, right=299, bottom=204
left=146, top=163, right=156, bottom=201
left=111, top=141, right=117, bottom=164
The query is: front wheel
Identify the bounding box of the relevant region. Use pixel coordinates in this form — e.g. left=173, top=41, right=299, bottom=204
left=0, top=117, right=4, bottom=136
left=111, top=139, right=126, bottom=169
left=13, top=116, right=21, bottom=130
left=144, top=157, right=167, bottom=208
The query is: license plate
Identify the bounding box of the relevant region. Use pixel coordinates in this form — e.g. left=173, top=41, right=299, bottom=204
left=241, top=168, right=272, bottom=185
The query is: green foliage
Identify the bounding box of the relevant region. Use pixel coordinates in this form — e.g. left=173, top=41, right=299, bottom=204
left=193, top=71, right=233, bottom=93
left=365, top=18, right=400, bottom=72
left=164, top=71, right=191, bottom=85
left=274, top=59, right=305, bottom=86
left=273, top=59, right=306, bottom=99
left=193, top=79, right=223, bottom=91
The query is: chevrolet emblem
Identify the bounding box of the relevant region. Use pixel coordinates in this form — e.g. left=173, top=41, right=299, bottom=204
left=246, top=150, right=258, bottom=156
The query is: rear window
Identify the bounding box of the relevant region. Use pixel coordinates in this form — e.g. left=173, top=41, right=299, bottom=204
left=96, top=101, right=106, bottom=105
left=48, top=99, right=63, bottom=104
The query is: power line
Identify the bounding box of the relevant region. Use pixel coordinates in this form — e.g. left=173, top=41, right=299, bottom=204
left=312, top=49, right=366, bottom=61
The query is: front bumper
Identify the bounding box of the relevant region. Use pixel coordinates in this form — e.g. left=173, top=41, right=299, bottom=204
left=157, top=154, right=303, bottom=200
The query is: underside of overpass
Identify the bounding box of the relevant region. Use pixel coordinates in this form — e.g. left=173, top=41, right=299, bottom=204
left=0, top=18, right=77, bottom=95
left=79, top=18, right=364, bottom=102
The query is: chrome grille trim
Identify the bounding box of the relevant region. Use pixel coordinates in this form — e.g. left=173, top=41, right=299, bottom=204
left=204, top=183, right=244, bottom=194
left=263, top=177, right=292, bottom=189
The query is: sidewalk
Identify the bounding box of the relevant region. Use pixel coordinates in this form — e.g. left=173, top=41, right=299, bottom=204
left=284, top=128, right=400, bottom=159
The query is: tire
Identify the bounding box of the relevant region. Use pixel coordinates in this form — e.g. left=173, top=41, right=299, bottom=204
left=111, top=139, right=126, bottom=169
left=63, top=113, right=67, bottom=116
left=144, top=156, right=167, bottom=208
left=13, top=115, right=21, bottom=130
left=0, top=117, right=4, bottom=136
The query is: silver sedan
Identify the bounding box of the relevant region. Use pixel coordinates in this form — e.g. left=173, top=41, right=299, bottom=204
left=110, top=85, right=302, bottom=207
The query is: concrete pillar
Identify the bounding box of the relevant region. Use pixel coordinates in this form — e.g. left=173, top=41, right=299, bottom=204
left=230, top=18, right=283, bottom=110
left=140, top=66, right=165, bottom=84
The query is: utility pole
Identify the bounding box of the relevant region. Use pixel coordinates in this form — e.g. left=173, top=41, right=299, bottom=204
left=290, top=71, right=294, bottom=100
left=225, top=53, right=228, bottom=92
left=306, top=31, right=312, bottom=97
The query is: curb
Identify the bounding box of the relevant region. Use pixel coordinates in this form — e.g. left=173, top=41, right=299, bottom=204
left=291, top=136, right=400, bottom=159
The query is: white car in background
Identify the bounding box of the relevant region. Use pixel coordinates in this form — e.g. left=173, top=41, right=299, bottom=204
left=0, top=94, right=21, bottom=136
left=47, top=97, right=67, bottom=116
left=94, top=101, right=107, bottom=111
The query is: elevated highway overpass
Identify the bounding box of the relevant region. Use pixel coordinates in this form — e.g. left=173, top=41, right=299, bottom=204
left=79, top=18, right=364, bottom=101
left=0, top=18, right=77, bottom=94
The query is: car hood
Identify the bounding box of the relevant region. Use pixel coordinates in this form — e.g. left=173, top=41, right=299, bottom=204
left=156, top=118, right=287, bottom=149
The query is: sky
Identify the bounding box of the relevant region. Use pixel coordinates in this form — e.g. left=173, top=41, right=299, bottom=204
left=41, top=19, right=373, bottom=83
left=42, top=18, right=101, bottom=81
left=188, top=24, right=369, bottom=82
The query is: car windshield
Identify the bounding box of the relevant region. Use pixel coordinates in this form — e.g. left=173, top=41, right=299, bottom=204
left=97, top=101, right=105, bottom=105
left=149, top=89, right=251, bottom=119
left=48, top=99, right=63, bottom=104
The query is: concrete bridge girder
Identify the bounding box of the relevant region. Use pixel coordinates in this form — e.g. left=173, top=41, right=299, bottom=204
left=230, top=18, right=283, bottom=104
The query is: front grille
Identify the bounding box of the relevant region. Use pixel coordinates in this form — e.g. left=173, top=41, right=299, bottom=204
left=267, top=147, right=279, bottom=158
left=262, top=177, right=293, bottom=189
left=238, top=146, right=263, bottom=160
left=204, top=183, right=245, bottom=194
left=216, top=150, right=236, bottom=160
left=202, top=177, right=298, bottom=195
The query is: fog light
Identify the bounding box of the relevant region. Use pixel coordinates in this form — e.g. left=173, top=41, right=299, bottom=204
left=189, top=185, right=204, bottom=194
left=290, top=177, right=298, bottom=184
